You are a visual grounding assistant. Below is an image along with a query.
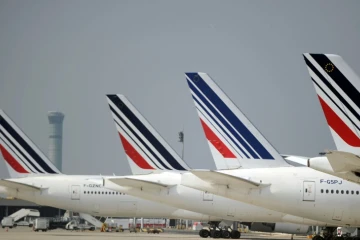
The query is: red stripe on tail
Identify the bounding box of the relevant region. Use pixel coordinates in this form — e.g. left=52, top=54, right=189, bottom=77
left=119, top=133, right=155, bottom=169
left=318, top=96, right=360, bottom=147
left=200, top=119, right=236, bottom=158
left=0, top=144, right=29, bottom=173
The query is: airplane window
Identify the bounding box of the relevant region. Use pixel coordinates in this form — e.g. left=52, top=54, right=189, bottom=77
left=98, top=191, right=100, bottom=194
left=91, top=191, right=93, bottom=194
left=305, top=189, right=308, bottom=193
left=113, top=192, right=115, bottom=195
left=336, top=190, right=339, bottom=194
left=357, top=191, right=359, bottom=195
left=95, top=192, right=97, bottom=194
left=341, top=190, right=344, bottom=194
left=326, top=190, right=329, bottom=194
left=346, top=190, right=349, bottom=194
left=331, top=190, right=334, bottom=194
left=87, top=191, right=89, bottom=194
left=84, top=191, right=86, bottom=194
left=352, top=191, right=354, bottom=195
left=102, top=191, right=104, bottom=194
left=106, top=192, right=108, bottom=194
left=321, top=189, right=323, bottom=193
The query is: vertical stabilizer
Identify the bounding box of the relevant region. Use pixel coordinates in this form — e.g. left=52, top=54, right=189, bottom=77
left=185, top=72, right=289, bottom=169
left=106, top=94, right=190, bottom=174
left=303, top=53, right=360, bottom=155
left=0, top=110, right=61, bottom=178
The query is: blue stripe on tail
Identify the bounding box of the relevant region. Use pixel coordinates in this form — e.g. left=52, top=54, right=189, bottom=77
left=186, top=73, right=274, bottom=160
left=107, top=95, right=187, bottom=170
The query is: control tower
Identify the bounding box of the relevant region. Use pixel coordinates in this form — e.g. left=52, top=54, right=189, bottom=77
left=47, top=111, right=64, bottom=171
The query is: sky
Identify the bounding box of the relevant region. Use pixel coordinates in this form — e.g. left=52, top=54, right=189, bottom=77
left=0, top=0, right=359, bottom=177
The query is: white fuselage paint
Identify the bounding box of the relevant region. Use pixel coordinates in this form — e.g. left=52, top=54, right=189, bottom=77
left=2, top=175, right=218, bottom=222
left=182, top=167, right=360, bottom=227
left=104, top=172, right=325, bottom=226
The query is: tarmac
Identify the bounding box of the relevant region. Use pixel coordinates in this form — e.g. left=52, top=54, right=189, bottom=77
left=0, top=227, right=310, bottom=240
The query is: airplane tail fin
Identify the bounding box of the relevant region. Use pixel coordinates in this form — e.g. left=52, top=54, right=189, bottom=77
left=0, top=110, right=61, bottom=178
left=185, top=72, right=289, bottom=169
left=106, top=94, right=190, bottom=174
left=303, top=53, right=360, bottom=155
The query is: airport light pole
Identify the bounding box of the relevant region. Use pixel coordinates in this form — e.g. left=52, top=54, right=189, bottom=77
left=178, top=130, right=185, bottom=228
left=178, top=130, right=184, bottom=159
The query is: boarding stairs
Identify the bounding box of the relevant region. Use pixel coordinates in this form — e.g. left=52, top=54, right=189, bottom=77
left=9, top=209, right=40, bottom=222
left=79, top=213, right=106, bottom=228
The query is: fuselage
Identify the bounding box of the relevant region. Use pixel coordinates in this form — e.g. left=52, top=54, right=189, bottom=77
left=4, top=175, right=218, bottom=222
left=183, top=167, right=360, bottom=226
left=105, top=172, right=325, bottom=226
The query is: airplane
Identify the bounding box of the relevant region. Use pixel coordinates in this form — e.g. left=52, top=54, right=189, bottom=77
left=0, top=109, right=220, bottom=223
left=304, top=53, right=360, bottom=184
left=180, top=71, right=360, bottom=240
left=103, top=94, right=327, bottom=238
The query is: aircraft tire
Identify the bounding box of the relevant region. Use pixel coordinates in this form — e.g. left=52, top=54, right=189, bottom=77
left=213, top=230, right=221, bottom=238
left=230, top=230, right=241, bottom=239
left=200, top=229, right=210, bottom=238
left=222, top=230, right=231, bottom=239
left=312, top=235, right=324, bottom=240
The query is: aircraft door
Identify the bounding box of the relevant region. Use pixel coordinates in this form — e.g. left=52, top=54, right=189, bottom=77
left=203, top=191, right=213, bottom=201
left=303, top=181, right=315, bottom=201
left=71, top=185, right=80, bottom=200
left=93, top=204, right=100, bottom=214
left=227, top=207, right=236, bottom=217
left=332, top=208, right=343, bottom=221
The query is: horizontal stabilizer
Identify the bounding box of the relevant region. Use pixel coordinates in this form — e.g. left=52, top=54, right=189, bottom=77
left=189, top=170, right=270, bottom=189
left=0, top=179, right=43, bottom=191
left=109, top=177, right=170, bottom=191
left=326, top=151, right=360, bottom=172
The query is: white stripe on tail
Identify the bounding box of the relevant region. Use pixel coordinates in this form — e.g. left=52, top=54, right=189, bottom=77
left=0, top=110, right=61, bottom=178
left=303, top=53, right=360, bottom=155
left=106, top=94, right=190, bottom=175
left=185, top=72, right=289, bottom=169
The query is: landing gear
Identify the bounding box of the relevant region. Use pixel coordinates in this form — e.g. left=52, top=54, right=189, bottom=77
left=221, top=229, right=231, bottom=239
left=323, top=227, right=337, bottom=240
left=312, top=227, right=342, bottom=240
left=312, top=235, right=324, bottom=240
left=230, top=229, right=241, bottom=239
left=198, top=222, right=241, bottom=239
left=211, top=228, right=221, bottom=238
left=208, top=221, right=221, bottom=238
left=337, top=236, right=360, bottom=240
left=199, top=229, right=210, bottom=238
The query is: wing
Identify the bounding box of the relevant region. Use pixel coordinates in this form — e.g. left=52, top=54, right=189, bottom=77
left=190, top=170, right=270, bottom=189
left=0, top=179, right=44, bottom=192
left=108, top=177, right=170, bottom=192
